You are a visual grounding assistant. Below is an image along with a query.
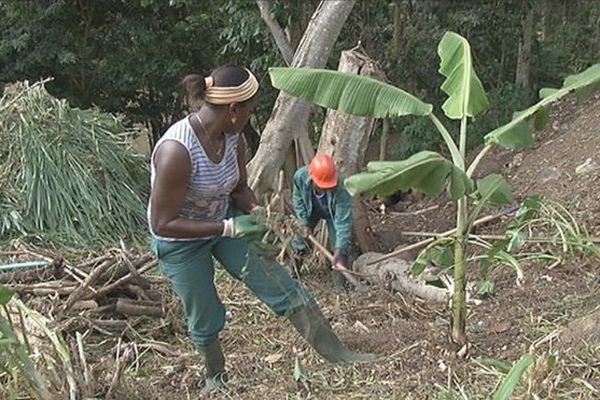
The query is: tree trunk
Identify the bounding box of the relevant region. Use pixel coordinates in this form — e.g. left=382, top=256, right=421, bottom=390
left=285, top=0, right=311, bottom=52
left=515, top=5, right=535, bottom=95
left=379, top=118, right=389, bottom=161
left=317, top=47, right=383, bottom=253
left=248, top=0, right=356, bottom=197
left=392, top=0, right=406, bottom=57
left=542, top=0, right=556, bottom=41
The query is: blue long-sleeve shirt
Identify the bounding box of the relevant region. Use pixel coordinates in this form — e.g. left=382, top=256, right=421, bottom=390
left=292, top=166, right=353, bottom=252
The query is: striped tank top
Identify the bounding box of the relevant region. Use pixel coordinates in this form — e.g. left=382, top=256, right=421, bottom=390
left=148, top=117, right=240, bottom=241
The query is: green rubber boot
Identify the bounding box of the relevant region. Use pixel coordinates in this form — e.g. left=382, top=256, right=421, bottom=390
left=287, top=305, right=376, bottom=363
left=197, top=339, right=227, bottom=396
left=331, top=270, right=347, bottom=293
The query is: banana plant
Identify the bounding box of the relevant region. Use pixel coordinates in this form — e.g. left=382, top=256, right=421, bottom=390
left=269, top=31, right=600, bottom=346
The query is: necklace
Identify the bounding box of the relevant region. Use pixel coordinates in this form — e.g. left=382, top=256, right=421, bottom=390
left=194, top=114, right=224, bottom=158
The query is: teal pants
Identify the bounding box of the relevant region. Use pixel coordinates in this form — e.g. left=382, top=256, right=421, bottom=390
left=151, top=236, right=315, bottom=347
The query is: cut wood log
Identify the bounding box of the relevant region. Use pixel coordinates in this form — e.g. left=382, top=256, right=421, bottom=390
left=8, top=281, right=78, bottom=296
left=71, top=300, right=99, bottom=312
left=98, top=252, right=153, bottom=284
left=92, top=260, right=158, bottom=299
left=64, top=259, right=116, bottom=311
left=353, top=252, right=449, bottom=303
left=115, top=298, right=163, bottom=318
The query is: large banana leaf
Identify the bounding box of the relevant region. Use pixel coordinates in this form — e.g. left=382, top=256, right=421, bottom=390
left=485, top=63, right=600, bottom=149
left=345, top=151, right=472, bottom=200
left=438, top=31, right=489, bottom=119
left=269, top=67, right=433, bottom=118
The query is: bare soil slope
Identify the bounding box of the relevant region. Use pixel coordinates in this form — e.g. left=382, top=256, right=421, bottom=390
left=2, top=94, right=600, bottom=399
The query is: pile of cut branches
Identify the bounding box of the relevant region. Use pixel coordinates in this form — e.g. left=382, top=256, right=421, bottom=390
left=0, top=243, right=175, bottom=399
left=0, top=80, right=148, bottom=247
left=1, top=245, right=162, bottom=322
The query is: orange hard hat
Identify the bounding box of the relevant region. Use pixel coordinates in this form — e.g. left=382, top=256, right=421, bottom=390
left=308, top=154, right=338, bottom=189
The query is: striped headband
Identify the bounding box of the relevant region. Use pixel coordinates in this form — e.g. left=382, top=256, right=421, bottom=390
left=204, top=69, right=259, bottom=104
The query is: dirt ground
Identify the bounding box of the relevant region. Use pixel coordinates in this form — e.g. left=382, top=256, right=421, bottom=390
left=2, top=94, right=600, bottom=399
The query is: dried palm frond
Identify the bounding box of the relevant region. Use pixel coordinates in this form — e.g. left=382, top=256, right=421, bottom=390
left=0, top=81, right=148, bottom=248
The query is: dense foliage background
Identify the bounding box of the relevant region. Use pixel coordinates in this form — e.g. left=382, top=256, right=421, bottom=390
left=1, top=0, right=598, bottom=155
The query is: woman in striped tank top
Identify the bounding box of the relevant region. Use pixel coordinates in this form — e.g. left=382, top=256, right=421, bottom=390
left=148, top=65, right=374, bottom=394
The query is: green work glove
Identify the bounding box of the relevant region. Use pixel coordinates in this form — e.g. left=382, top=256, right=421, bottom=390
left=222, top=214, right=267, bottom=240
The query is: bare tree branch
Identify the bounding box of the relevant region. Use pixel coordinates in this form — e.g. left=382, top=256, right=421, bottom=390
left=256, top=0, right=294, bottom=65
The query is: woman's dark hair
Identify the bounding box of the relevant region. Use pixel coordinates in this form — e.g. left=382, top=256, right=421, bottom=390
left=182, top=64, right=251, bottom=106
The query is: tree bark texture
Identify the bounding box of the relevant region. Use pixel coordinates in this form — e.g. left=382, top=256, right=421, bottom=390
left=353, top=253, right=449, bottom=303
left=515, top=5, right=535, bottom=93
left=248, top=0, right=357, bottom=197
left=317, top=47, right=384, bottom=253
left=318, top=47, right=383, bottom=177
left=379, top=118, right=389, bottom=161
left=392, top=0, right=407, bottom=57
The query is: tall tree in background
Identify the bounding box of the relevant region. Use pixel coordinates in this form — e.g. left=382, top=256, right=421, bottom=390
left=515, top=2, right=537, bottom=96
left=248, top=0, right=356, bottom=196
left=0, top=0, right=223, bottom=146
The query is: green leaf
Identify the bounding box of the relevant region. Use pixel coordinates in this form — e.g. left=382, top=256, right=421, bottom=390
left=437, top=31, right=489, bottom=119
left=449, top=165, right=472, bottom=200
left=476, top=174, right=513, bottom=206
left=507, top=231, right=526, bottom=253
left=0, top=283, right=14, bottom=305
left=477, top=280, right=496, bottom=297
left=345, top=151, right=472, bottom=200
left=492, top=354, right=535, bottom=400
left=411, top=242, right=455, bottom=276
left=269, top=67, right=433, bottom=118
left=479, top=357, right=512, bottom=374
left=486, top=63, right=600, bottom=149
left=293, top=357, right=308, bottom=383
left=508, top=196, right=542, bottom=231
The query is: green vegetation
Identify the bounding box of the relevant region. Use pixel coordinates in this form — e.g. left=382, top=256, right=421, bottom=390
left=268, top=31, right=600, bottom=345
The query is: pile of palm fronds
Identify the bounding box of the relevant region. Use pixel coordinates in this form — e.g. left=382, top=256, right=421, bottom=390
left=0, top=80, right=148, bottom=247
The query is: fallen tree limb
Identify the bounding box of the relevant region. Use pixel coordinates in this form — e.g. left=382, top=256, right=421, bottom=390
left=115, top=298, right=163, bottom=318
left=387, top=204, right=439, bottom=216
left=8, top=281, right=78, bottom=296
left=401, top=231, right=600, bottom=243
left=354, top=253, right=449, bottom=303
left=368, top=209, right=517, bottom=266
left=92, top=260, right=158, bottom=299
left=64, top=259, right=116, bottom=311
left=98, top=252, right=154, bottom=284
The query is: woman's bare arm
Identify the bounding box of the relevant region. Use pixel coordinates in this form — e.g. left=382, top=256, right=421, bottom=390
left=150, top=141, right=224, bottom=238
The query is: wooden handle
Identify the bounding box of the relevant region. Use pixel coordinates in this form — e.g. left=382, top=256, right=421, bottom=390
left=306, top=235, right=365, bottom=290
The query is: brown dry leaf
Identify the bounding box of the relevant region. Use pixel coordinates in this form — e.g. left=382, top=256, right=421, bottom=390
left=263, top=352, right=284, bottom=364
left=488, top=320, right=512, bottom=334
